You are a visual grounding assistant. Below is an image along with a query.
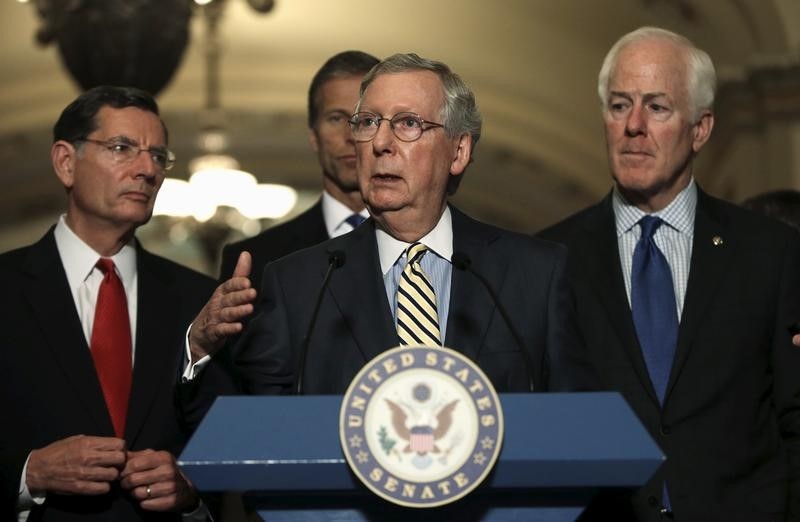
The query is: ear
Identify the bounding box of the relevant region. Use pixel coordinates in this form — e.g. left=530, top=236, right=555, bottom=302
left=691, top=111, right=714, bottom=152
left=308, top=126, right=320, bottom=153
left=52, top=140, right=77, bottom=189
left=449, top=133, right=473, bottom=177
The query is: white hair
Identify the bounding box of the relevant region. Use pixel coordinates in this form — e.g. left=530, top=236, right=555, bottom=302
left=597, top=26, right=716, bottom=121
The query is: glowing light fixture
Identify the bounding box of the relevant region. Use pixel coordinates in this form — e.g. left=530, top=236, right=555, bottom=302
left=153, top=0, right=295, bottom=225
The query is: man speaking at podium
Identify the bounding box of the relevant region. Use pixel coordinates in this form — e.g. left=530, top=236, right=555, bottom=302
left=181, top=53, right=594, bottom=422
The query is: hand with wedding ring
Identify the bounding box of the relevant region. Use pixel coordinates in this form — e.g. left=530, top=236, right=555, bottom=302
left=120, top=449, right=199, bottom=512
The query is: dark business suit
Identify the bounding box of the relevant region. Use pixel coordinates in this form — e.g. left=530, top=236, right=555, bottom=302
left=0, top=229, right=215, bottom=521
left=182, top=206, right=593, bottom=428
left=219, top=199, right=329, bottom=286
left=539, top=188, right=800, bottom=522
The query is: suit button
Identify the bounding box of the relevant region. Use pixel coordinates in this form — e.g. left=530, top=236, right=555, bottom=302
left=647, top=495, right=658, bottom=506
left=660, top=425, right=671, bottom=436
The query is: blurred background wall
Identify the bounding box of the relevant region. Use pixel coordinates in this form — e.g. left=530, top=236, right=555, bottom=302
left=1, top=0, right=798, bottom=275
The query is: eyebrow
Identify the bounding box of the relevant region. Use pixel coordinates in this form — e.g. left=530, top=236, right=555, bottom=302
left=324, top=109, right=351, bottom=116
left=103, top=135, right=137, bottom=144
left=609, top=90, right=669, bottom=101
left=103, top=135, right=168, bottom=150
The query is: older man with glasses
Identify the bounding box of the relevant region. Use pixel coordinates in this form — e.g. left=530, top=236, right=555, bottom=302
left=0, top=85, right=216, bottom=521
left=179, top=53, right=595, bottom=430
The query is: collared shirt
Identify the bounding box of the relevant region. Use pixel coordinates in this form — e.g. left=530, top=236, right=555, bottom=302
left=613, top=180, right=697, bottom=317
left=183, top=207, right=455, bottom=378
left=53, top=215, right=139, bottom=350
left=19, top=216, right=138, bottom=521
left=322, top=190, right=369, bottom=238
left=377, top=207, right=453, bottom=342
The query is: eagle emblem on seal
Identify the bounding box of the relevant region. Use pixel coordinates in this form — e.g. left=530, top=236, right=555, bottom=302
left=385, top=398, right=459, bottom=456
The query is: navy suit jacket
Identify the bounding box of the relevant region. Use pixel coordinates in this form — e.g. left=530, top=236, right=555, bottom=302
left=182, top=206, right=595, bottom=429
left=0, top=229, right=215, bottom=521
left=219, top=199, right=329, bottom=286
left=539, top=188, right=800, bottom=522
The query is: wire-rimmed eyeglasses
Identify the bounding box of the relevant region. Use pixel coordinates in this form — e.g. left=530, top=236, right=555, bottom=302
left=348, top=112, right=444, bottom=143
left=78, top=138, right=176, bottom=171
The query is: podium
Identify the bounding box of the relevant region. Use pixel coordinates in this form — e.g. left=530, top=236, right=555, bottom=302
left=179, top=392, right=662, bottom=521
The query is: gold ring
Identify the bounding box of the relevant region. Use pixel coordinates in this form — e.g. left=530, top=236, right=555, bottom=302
left=145, top=485, right=152, bottom=499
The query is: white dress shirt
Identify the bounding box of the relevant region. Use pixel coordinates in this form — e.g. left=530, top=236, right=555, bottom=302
left=322, top=190, right=369, bottom=238
left=18, top=216, right=137, bottom=520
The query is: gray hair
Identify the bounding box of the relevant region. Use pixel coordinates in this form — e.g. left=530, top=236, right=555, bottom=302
left=357, top=53, right=482, bottom=148
left=597, top=26, right=716, bottom=121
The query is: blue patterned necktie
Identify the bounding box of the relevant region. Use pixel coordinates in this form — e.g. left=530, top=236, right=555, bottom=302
left=345, top=213, right=366, bottom=229
left=631, top=216, right=677, bottom=512
left=631, top=215, right=678, bottom=405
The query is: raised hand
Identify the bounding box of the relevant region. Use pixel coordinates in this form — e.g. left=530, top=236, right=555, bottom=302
left=188, top=251, right=257, bottom=363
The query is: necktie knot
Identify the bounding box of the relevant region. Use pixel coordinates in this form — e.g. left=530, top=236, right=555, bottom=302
left=405, top=242, right=428, bottom=265
left=345, top=213, right=366, bottom=228
left=96, top=258, right=115, bottom=275
left=638, top=215, right=664, bottom=240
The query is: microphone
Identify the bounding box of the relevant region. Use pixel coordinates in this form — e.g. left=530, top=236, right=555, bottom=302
left=451, top=252, right=535, bottom=392
left=295, top=250, right=346, bottom=394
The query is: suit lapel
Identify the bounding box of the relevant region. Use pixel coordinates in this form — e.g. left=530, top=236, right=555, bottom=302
left=578, top=198, right=662, bottom=405
left=124, top=247, right=176, bottom=445
left=306, top=200, right=332, bottom=244
left=665, top=190, right=733, bottom=402
left=326, top=221, right=398, bottom=362
left=446, top=208, right=500, bottom=361
left=23, top=230, right=114, bottom=435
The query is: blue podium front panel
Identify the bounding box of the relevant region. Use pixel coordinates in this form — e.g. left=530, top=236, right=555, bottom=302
left=181, top=393, right=664, bottom=520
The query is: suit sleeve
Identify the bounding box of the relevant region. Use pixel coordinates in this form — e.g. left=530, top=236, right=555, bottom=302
left=543, top=243, right=598, bottom=392
left=230, top=262, right=297, bottom=395
left=177, top=261, right=296, bottom=431
left=773, top=230, right=800, bottom=520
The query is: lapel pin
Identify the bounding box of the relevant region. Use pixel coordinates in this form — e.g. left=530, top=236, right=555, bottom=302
left=712, top=236, right=723, bottom=246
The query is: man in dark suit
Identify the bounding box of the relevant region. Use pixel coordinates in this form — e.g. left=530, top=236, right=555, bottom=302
left=539, top=27, right=800, bottom=521
left=0, top=86, right=215, bottom=521
left=218, top=51, right=379, bottom=289
left=182, top=53, right=593, bottom=423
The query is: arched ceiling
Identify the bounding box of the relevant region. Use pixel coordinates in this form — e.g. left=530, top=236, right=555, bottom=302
left=0, top=0, right=797, bottom=256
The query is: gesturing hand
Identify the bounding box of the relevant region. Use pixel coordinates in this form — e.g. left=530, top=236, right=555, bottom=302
left=188, top=251, right=256, bottom=363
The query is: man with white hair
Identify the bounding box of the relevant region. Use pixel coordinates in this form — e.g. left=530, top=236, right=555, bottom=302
left=540, top=27, right=800, bottom=521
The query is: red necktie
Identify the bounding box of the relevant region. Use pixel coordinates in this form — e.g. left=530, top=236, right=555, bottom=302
left=90, top=258, right=132, bottom=437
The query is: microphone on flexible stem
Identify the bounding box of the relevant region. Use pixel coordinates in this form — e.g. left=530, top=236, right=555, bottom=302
left=451, top=252, right=535, bottom=392
left=295, top=250, right=346, bottom=395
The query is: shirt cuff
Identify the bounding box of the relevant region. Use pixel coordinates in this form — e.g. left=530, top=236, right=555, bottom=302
left=182, top=323, right=212, bottom=382
left=18, top=452, right=46, bottom=513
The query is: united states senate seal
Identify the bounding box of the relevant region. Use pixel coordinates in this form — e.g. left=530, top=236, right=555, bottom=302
left=340, top=345, right=504, bottom=508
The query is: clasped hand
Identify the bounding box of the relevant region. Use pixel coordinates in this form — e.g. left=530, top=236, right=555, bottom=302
left=26, top=435, right=198, bottom=512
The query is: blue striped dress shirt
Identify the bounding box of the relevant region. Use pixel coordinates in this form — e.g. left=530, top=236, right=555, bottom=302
left=378, top=207, right=453, bottom=344
left=613, top=180, right=697, bottom=318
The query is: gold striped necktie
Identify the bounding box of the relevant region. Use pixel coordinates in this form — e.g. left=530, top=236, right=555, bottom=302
left=396, top=243, right=441, bottom=347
